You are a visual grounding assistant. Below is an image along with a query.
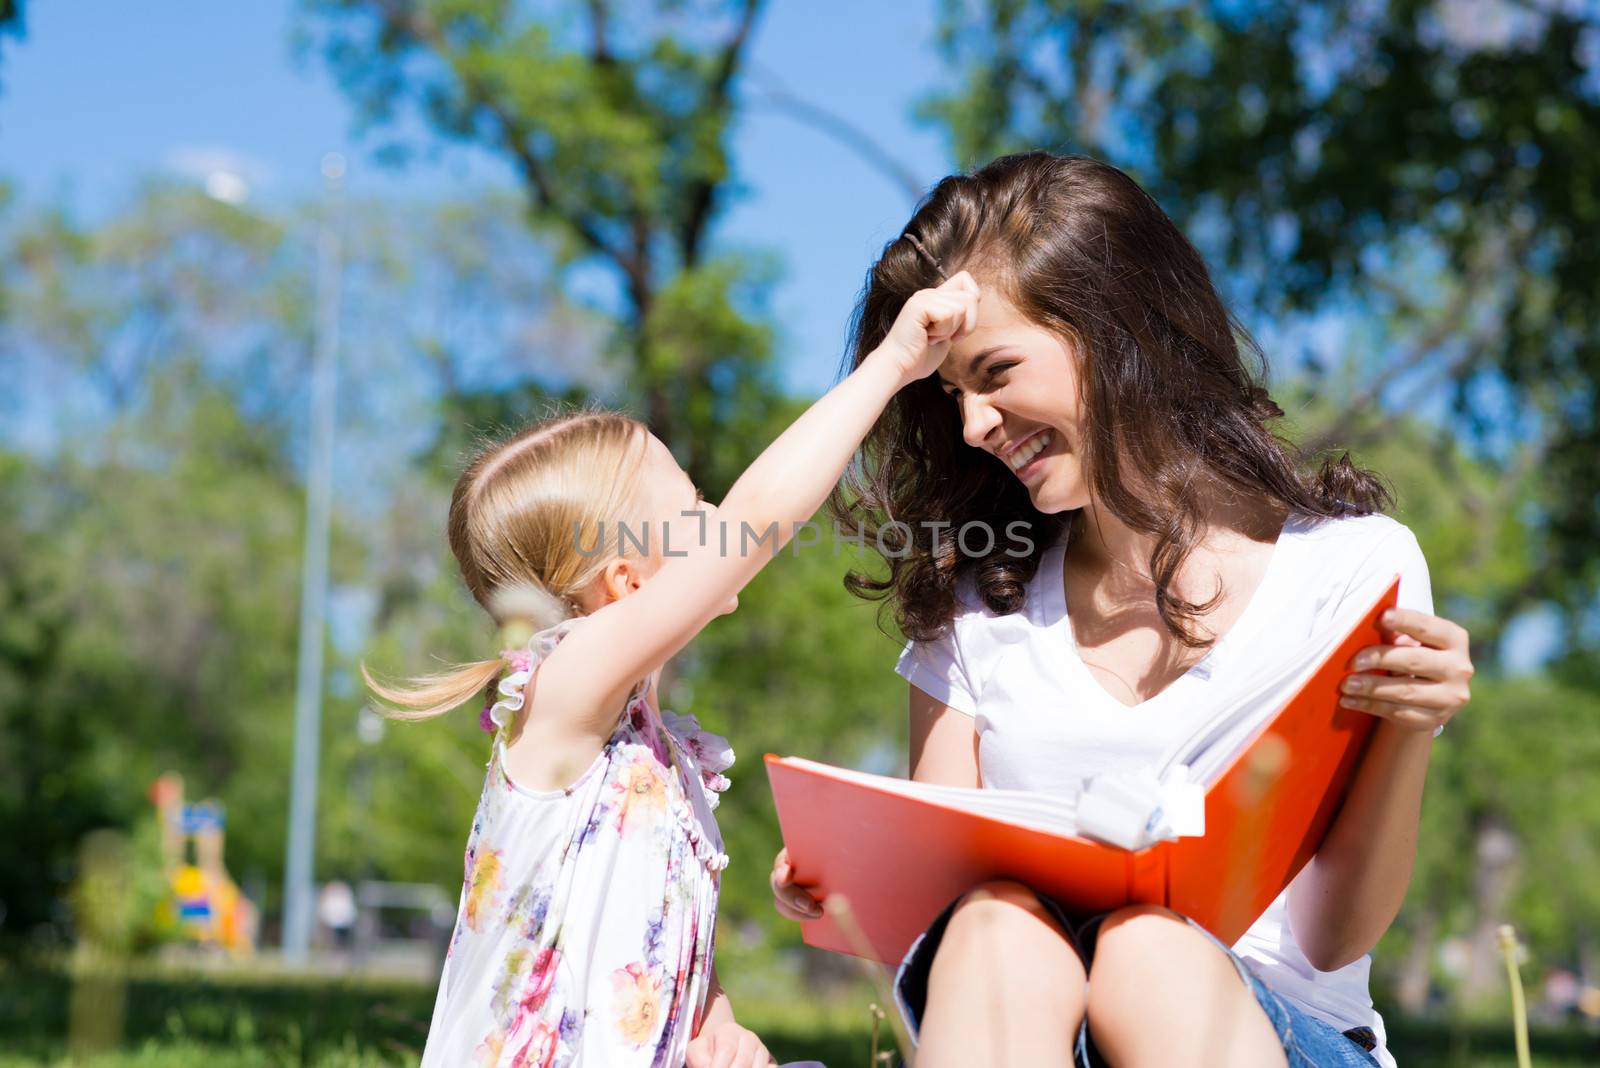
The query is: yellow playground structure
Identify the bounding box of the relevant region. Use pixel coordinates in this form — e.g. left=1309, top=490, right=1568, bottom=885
left=149, top=773, right=258, bottom=954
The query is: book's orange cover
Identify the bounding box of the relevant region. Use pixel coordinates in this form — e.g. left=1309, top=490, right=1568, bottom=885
left=765, top=576, right=1400, bottom=964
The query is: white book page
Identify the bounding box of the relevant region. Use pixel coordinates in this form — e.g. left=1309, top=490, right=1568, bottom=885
left=1155, top=588, right=1380, bottom=784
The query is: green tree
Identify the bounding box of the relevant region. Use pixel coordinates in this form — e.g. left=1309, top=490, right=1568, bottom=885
left=300, top=0, right=780, bottom=491
left=0, top=394, right=311, bottom=945
left=922, top=0, right=1600, bottom=646
left=0, top=1, right=21, bottom=104
left=1336, top=410, right=1596, bottom=1010
left=0, top=185, right=307, bottom=942
left=0, top=1, right=22, bottom=52
left=0, top=182, right=593, bottom=942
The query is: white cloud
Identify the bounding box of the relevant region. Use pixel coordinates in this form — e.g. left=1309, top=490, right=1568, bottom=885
left=163, top=145, right=275, bottom=204
left=203, top=170, right=250, bottom=204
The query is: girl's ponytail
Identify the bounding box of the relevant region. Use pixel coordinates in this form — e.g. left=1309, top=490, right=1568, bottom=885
left=363, top=581, right=578, bottom=722
left=362, top=657, right=508, bottom=722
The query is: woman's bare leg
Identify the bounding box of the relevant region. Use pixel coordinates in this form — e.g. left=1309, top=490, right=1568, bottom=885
left=916, top=880, right=1086, bottom=1068
left=1085, top=905, right=1287, bottom=1068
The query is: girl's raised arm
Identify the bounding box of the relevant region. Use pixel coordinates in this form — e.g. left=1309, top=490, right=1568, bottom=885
left=541, top=272, right=980, bottom=735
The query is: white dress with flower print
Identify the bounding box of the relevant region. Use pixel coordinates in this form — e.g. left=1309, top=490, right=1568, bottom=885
left=420, top=619, right=733, bottom=1068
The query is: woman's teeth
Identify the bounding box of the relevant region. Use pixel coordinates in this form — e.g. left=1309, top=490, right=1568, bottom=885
left=1007, top=432, right=1052, bottom=471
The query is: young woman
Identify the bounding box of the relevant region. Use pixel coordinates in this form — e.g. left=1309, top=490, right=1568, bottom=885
left=771, top=153, right=1473, bottom=1068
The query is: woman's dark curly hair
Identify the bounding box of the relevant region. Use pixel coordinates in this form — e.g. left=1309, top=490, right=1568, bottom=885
left=831, top=152, right=1391, bottom=646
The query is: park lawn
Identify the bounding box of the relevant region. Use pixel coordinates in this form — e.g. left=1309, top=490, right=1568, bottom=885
left=0, top=961, right=1595, bottom=1067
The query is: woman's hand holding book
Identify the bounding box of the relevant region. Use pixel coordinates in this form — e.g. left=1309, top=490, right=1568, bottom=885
left=1339, top=607, right=1472, bottom=736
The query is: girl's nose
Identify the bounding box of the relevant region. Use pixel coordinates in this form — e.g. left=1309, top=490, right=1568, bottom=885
left=960, top=393, right=1004, bottom=450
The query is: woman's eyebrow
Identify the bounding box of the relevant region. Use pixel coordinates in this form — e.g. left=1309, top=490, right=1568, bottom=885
left=964, top=346, right=1008, bottom=377
left=938, top=347, right=1009, bottom=392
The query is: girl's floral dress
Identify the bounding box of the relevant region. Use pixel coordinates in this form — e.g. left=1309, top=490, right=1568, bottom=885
left=420, top=618, right=733, bottom=1068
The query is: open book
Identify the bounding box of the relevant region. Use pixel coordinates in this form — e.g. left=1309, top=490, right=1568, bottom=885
left=765, top=575, right=1400, bottom=963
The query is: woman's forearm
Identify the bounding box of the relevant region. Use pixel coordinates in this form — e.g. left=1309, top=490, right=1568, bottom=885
left=1286, top=721, right=1435, bottom=971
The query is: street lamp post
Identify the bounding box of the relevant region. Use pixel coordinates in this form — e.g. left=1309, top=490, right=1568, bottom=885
left=282, top=152, right=346, bottom=964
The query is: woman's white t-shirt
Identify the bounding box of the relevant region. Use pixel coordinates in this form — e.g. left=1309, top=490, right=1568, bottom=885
left=895, top=511, right=1431, bottom=1068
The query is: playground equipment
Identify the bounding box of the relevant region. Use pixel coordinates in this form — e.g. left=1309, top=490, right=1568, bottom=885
left=149, top=773, right=257, bottom=954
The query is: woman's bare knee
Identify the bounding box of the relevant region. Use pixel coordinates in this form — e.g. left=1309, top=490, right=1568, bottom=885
left=937, top=881, right=1087, bottom=987
left=1086, top=906, right=1284, bottom=1068
left=1087, top=905, right=1212, bottom=1020
left=1097, top=902, right=1185, bottom=942
left=918, top=881, right=1085, bottom=1068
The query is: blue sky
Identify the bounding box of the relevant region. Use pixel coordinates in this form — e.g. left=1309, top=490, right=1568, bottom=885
left=0, top=0, right=952, bottom=395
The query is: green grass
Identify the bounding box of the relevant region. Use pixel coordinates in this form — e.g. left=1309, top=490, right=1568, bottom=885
left=0, top=961, right=1594, bottom=1067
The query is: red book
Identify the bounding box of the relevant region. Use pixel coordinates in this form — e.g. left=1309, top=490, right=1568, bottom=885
left=766, top=576, right=1400, bottom=964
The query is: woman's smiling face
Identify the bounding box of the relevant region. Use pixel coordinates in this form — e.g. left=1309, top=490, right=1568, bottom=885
left=937, top=285, right=1091, bottom=516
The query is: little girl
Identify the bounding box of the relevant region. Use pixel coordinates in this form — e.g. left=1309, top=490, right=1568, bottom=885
left=366, top=269, right=982, bottom=1067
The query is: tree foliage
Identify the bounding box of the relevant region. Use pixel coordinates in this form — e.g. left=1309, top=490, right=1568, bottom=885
left=0, top=1, right=21, bottom=51
left=0, top=183, right=592, bottom=943
left=299, top=0, right=780, bottom=491
left=1335, top=405, right=1598, bottom=1004
left=923, top=0, right=1600, bottom=644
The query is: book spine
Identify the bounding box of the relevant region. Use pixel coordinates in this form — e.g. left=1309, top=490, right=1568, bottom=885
left=1125, top=845, right=1167, bottom=907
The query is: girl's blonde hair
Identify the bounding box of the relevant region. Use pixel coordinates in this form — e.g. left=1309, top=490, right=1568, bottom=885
left=364, top=409, right=651, bottom=720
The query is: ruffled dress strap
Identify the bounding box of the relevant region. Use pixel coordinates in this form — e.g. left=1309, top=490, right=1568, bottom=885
left=659, top=710, right=735, bottom=806
left=656, top=709, right=734, bottom=873
left=480, top=617, right=653, bottom=736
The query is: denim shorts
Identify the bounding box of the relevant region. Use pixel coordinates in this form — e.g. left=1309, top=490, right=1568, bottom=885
left=893, top=889, right=1383, bottom=1068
